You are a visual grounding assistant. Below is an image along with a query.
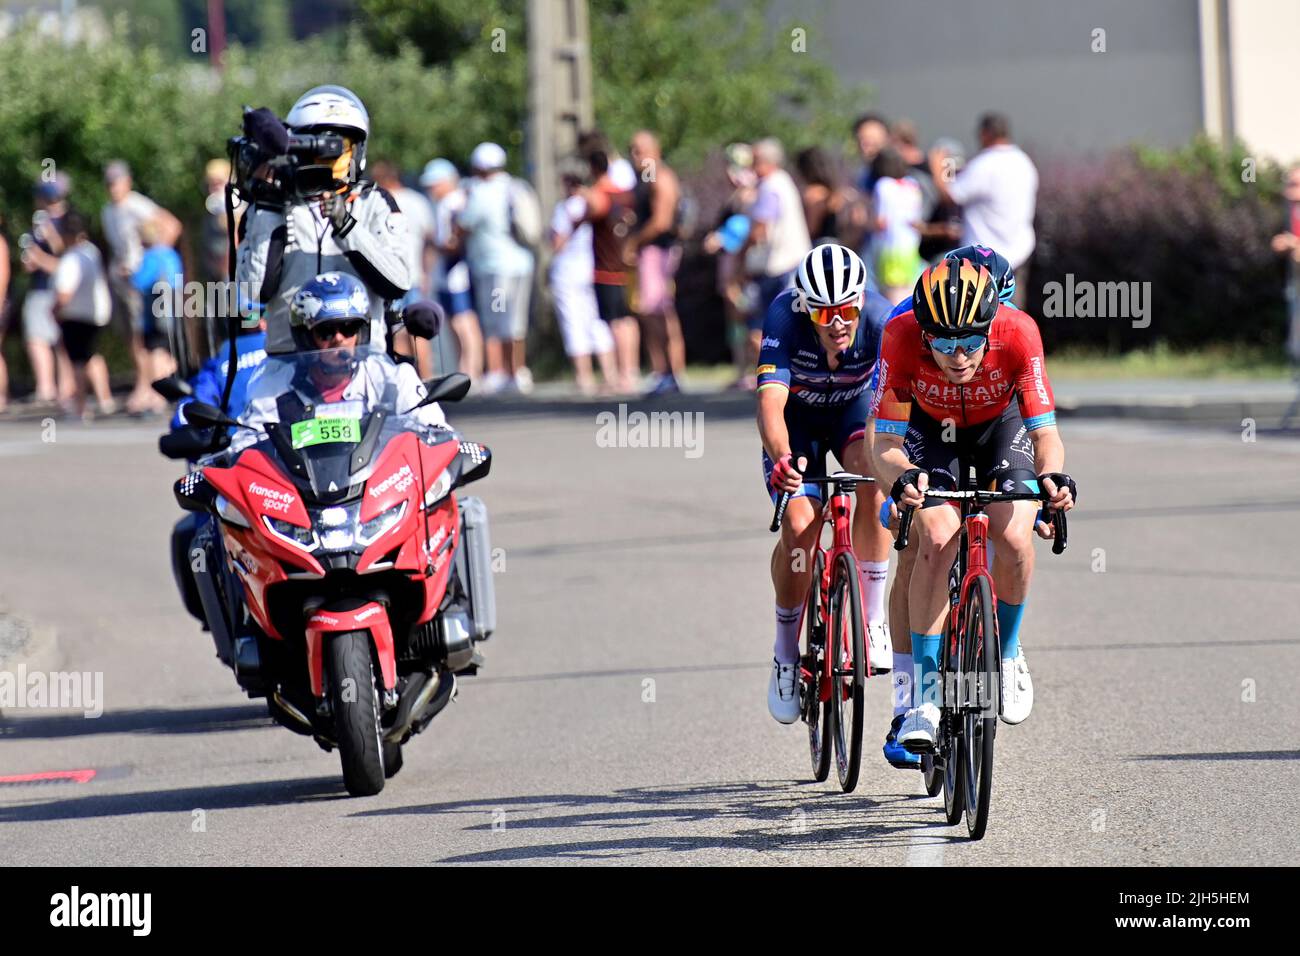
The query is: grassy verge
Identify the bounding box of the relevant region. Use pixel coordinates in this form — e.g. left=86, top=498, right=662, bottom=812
left=1046, top=344, right=1290, bottom=380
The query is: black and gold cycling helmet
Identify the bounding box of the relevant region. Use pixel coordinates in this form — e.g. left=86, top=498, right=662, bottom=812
left=913, top=257, right=999, bottom=334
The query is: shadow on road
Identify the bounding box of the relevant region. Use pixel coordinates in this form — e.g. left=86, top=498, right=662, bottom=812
left=1131, top=750, right=1300, bottom=762
left=356, top=780, right=954, bottom=862
left=0, top=703, right=272, bottom=740
left=0, top=776, right=345, bottom=824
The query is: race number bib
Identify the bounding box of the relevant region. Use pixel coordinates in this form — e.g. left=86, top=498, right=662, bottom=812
left=290, top=416, right=361, bottom=449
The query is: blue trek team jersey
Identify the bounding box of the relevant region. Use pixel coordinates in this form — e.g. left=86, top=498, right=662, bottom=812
left=756, top=287, right=892, bottom=408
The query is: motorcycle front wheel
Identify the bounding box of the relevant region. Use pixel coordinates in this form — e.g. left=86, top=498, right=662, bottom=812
left=327, top=632, right=386, bottom=796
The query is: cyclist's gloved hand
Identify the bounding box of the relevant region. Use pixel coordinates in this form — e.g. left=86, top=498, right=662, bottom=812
left=1037, top=472, right=1077, bottom=511
left=889, top=467, right=927, bottom=508
left=769, top=453, right=805, bottom=495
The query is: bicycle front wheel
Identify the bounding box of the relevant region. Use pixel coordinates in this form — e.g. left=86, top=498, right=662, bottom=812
left=829, top=552, right=866, bottom=792
left=804, top=550, right=832, bottom=783
left=961, top=575, right=998, bottom=839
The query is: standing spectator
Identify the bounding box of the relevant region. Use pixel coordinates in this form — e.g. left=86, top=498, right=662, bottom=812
left=580, top=147, right=640, bottom=394
left=101, top=160, right=182, bottom=413
left=742, top=138, right=811, bottom=348
left=52, top=212, right=114, bottom=420
left=200, top=158, right=241, bottom=282
left=1273, top=165, right=1300, bottom=363
left=628, top=130, right=685, bottom=396
left=579, top=129, right=638, bottom=195
left=853, top=113, right=891, bottom=196
left=549, top=158, right=617, bottom=395
left=703, top=143, right=759, bottom=390
left=917, top=135, right=966, bottom=262
left=796, top=145, right=863, bottom=247
left=890, top=119, right=942, bottom=256
left=0, top=213, right=10, bottom=413
left=19, top=176, right=76, bottom=406
left=131, top=219, right=183, bottom=393
left=869, top=147, right=925, bottom=304
left=457, top=142, right=536, bottom=394
left=929, top=112, right=1038, bottom=306
left=372, top=159, right=438, bottom=377
left=421, top=158, right=483, bottom=383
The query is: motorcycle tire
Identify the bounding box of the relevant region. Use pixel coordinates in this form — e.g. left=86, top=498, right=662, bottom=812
left=327, top=631, right=386, bottom=796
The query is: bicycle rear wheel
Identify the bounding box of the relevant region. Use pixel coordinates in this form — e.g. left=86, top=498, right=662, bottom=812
left=962, top=575, right=998, bottom=839
left=829, top=552, right=865, bottom=792
left=803, top=550, right=832, bottom=783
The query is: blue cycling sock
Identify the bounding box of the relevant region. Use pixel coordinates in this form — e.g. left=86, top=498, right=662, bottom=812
left=997, top=600, right=1025, bottom=660
left=911, top=631, right=942, bottom=709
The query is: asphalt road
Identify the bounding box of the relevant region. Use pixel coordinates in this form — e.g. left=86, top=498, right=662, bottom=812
left=1, top=408, right=1298, bottom=866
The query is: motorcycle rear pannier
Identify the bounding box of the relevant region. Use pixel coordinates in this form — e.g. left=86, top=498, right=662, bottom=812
left=454, top=495, right=496, bottom=640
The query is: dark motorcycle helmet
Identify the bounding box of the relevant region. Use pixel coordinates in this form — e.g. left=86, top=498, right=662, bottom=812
left=943, top=243, right=1016, bottom=303
left=912, top=257, right=999, bottom=335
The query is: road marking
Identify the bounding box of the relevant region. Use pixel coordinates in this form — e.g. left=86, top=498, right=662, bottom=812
left=0, top=768, right=96, bottom=785
left=906, top=833, right=945, bottom=866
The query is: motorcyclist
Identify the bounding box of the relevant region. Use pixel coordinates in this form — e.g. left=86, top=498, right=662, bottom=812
left=233, top=272, right=447, bottom=449
left=236, top=85, right=411, bottom=355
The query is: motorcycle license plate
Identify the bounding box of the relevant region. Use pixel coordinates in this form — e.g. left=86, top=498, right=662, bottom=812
left=290, top=416, right=361, bottom=449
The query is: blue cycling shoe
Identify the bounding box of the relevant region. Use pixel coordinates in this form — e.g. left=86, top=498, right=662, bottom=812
left=883, top=714, right=921, bottom=769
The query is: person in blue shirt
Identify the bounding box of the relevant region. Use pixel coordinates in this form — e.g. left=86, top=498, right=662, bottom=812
left=757, top=242, right=895, bottom=725
left=131, top=220, right=184, bottom=410
left=870, top=242, right=1020, bottom=770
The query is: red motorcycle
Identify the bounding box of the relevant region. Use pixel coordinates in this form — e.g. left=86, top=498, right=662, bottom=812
left=174, top=347, right=495, bottom=795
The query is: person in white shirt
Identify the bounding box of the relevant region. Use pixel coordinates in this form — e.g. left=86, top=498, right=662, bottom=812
left=929, top=112, right=1038, bottom=305
left=52, top=212, right=115, bottom=419
left=548, top=160, right=616, bottom=395
left=869, top=148, right=925, bottom=304
left=371, top=160, right=438, bottom=377
left=421, top=158, right=483, bottom=384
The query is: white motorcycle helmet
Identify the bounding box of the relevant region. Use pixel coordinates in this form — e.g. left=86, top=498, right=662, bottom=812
left=285, top=85, right=370, bottom=186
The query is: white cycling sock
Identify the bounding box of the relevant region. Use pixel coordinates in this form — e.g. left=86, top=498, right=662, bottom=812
left=774, top=604, right=802, bottom=665
left=858, top=559, right=889, bottom=625
left=891, top=652, right=913, bottom=716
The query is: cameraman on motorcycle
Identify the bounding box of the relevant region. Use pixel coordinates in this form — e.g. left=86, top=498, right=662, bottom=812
left=236, top=85, right=411, bottom=356
left=232, top=271, right=447, bottom=450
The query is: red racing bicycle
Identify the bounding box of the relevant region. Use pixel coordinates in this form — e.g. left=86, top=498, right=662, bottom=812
left=893, top=471, right=1067, bottom=839
left=771, top=472, right=877, bottom=792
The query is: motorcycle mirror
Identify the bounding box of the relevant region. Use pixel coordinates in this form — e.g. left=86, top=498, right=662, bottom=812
left=184, top=401, right=244, bottom=430
left=158, top=427, right=226, bottom=461
left=419, top=372, right=472, bottom=406
left=152, top=375, right=193, bottom=402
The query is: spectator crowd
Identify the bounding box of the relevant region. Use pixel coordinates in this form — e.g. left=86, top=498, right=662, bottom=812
left=0, top=107, right=1057, bottom=413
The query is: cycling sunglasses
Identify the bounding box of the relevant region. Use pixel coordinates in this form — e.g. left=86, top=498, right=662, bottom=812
left=809, top=303, right=860, bottom=327
left=311, top=320, right=367, bottom=341
left=925, top=332, right=987, bottom=355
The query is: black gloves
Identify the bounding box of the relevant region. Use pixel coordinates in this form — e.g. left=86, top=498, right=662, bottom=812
left=1037, top=472, right=1078, bottom=504
left=890, top=467, right=926, bottom=504
left=320, top=194, right=356, bottom=238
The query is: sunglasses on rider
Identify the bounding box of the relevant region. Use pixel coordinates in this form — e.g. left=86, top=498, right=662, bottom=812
left=925, top=332, right=987, bottom=355
left=311, top=320, right=366, bottom=341
left=809, top=303, right=860, bottom=327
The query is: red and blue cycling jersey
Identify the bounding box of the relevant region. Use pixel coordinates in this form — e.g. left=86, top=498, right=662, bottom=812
left=871, top=304, right=1056, bottom=435
left=756, top=287, right=892, bottom=408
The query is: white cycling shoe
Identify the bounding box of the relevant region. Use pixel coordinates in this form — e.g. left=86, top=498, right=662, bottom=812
left=999, top=650, right=1033, bottom=724
left=867, top=622, right=892, bottom=673
left=897, top=702, right=941, bottom=753
left=767, top=658, right=800, bottom=725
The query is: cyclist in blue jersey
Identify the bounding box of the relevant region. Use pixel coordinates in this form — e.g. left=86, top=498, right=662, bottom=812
left=759, top=243, right=894, bottom=723
left=869, top=243, right=1019, bottom=768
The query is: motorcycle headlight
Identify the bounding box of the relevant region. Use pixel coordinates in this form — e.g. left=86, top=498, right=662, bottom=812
left=263, top=515, right=319, bottom=552
left=423, top=469, right=453, bottom=508
left=357, top=501, right=407, bottom=545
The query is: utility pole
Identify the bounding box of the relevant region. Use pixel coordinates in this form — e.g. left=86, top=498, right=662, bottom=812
left=208, top=0, right=227, bottom=71
left=526, top=0, right=595, bottom=229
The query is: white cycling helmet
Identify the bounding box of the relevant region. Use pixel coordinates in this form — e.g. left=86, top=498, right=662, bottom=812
left=286, top=85, right=370, bottom=172
left=796, top=243, right=867, bottom=309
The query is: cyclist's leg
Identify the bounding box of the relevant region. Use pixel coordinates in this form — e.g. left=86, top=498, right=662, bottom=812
left=836, top=396, right=891, bottom=635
